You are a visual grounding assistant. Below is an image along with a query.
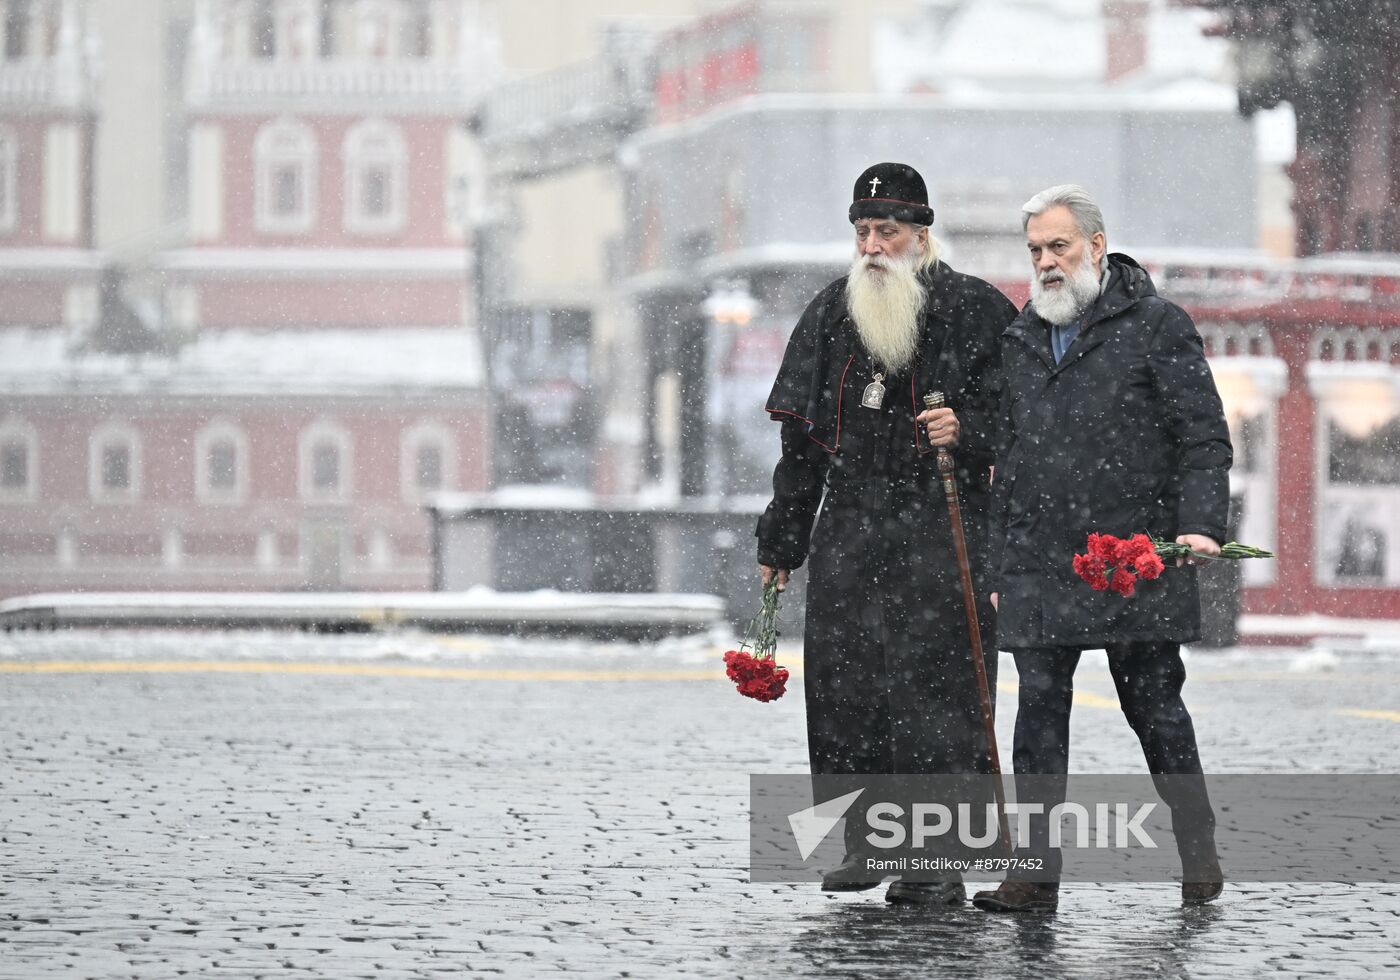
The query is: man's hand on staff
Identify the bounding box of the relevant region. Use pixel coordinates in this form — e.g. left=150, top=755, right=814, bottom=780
left=1175, top=534, right=1221, bottom=567
left=760, top=565, right=790, bottom=592
left=917, top=407, right=960, bottom=447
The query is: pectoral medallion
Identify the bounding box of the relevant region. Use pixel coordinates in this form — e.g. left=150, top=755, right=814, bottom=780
left=861, top=373, right=886, bottom=409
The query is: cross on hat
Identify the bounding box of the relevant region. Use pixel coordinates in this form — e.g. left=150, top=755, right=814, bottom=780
left=849, top=162, right=935, bottom=225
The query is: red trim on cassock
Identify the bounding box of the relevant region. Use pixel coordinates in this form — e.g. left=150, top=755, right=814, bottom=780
left=857, top=196, right=927, bottom=208
left=762, top=354, right=854, bottom=455
left=911, top=375, right=934, bottom=454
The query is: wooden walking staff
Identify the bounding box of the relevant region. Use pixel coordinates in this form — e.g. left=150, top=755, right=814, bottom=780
left=923, top=391, right=1012, bottom=859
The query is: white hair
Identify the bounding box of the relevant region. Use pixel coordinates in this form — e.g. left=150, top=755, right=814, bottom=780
left=913, top=225, right=941, bottom=272
left=1020, top=184, right=1106, bottom=241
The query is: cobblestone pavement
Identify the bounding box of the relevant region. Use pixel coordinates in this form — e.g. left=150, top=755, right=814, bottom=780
left=2, top=630, right=1399, bottom=978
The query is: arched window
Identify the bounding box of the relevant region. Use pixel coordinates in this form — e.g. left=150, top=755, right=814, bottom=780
left=255, top=117, right=316, bottom=234
left=195, top=420, right=249, bottom=504
left=0, top=123, right=16, bottom=235
left=298, top=420, right=352, bottom=502
left=343, top=117, right=406, bottom=234
left=0, top=417, right=37, bottom=502
left=89, top=421, right=141, bottom=503
left=400, top=421, right=454, bottom=502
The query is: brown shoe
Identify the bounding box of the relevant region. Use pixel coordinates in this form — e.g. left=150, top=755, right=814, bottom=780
left=972, top=879, right=1059, bottom=912
left=1182, top=876, right=1224, bottom=906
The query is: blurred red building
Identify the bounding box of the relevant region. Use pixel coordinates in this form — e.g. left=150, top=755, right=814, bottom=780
left=0, top=0, right=492, bottom=597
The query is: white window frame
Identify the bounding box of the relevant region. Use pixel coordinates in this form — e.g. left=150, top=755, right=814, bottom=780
left=298, top=420, right=352, bottom=503
left=353, top=0, right=401, bottom=59
left=254, top=116, right=317, bottom=235
left=343, top=117, right=407, bottom=235
left=0, top=124, right=17, bottom=235
left=275, top=0, right=319, bottom=61
left=1309, top=357, right=1400, bottom=588
left=195, top=420, right=250, bottom=505
left=400, top=421, right=454, bottom=503
left=0, top=417, right=38, bottom=503
left=89, top=421, right=141, bottom=504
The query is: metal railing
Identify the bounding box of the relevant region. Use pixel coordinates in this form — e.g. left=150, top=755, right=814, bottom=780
left=0, top=61, right=94, bottom=107
left=187, top=62, right=486, bottom=107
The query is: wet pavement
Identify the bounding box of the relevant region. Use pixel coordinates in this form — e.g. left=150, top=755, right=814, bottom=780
left=2, top=630, right=1399, bottom=978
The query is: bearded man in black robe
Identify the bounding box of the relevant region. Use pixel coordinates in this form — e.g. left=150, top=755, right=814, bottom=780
left=756, top=162, right=1017, bottom=906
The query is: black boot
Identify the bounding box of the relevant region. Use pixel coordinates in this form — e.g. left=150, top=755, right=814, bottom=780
left=820, top=854, right=883, bottom=892
left=886, top=877, right=966, bottom=906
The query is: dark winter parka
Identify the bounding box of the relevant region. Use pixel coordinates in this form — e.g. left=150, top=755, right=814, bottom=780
left=991, top=252, right=1233, bottom=649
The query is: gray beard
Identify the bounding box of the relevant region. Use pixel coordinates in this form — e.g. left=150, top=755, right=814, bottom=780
left=845, top=249, right=926, bottom=373
left=1030, top=255, right=1102, bottom=327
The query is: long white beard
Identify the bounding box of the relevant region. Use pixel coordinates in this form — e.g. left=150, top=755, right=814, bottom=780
left=845, top=247, right=925, bottom=374
left=1030, top=253, right=1102, bottom=326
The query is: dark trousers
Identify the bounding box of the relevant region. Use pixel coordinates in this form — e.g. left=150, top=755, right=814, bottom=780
left=1010, top=641, right=1217, bottom=882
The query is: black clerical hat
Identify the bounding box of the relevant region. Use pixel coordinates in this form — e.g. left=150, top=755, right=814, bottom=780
left=848, top=162, right=935, bottom=226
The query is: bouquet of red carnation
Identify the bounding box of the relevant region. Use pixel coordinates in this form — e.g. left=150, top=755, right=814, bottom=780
left=723, top=580, right=789, bottom=702
left=1073, top=532, right=1273, bottom=597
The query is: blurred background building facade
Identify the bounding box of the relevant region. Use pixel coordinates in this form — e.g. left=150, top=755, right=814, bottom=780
left=1, top=0, right=1398, bottom=641
left=1, top=0, right=491, bottom=594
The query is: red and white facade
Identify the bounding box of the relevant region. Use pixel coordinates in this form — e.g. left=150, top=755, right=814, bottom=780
left=160, top=0, right=492, bottom=332
left=0, top=0, right=496, bottom=597
left=0, top=0, right=101, bottom=333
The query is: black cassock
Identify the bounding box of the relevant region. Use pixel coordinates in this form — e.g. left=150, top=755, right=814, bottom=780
left=756, top=263, right=1017, bottom=779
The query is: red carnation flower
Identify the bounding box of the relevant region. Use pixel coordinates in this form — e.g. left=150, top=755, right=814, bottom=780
left=738, top=663, right=790, bottom=703
left=1074, top=531, right=1270, bottom=598
left=1087, top=533, right=1119, bottom=561
left=724, top=582, right=789, bottom=703
left=1073, top=552, right=1110, bottom=591
left=1133, top=551, right=1165, bottom=580
left=1118, top=533, right=1155, bottom=564
left=1109, top=567, right=1137, bottom=596
left=724, top=649, right=759, bottom=682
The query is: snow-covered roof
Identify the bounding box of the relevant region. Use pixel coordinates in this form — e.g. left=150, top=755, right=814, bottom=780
left=0, top=326, right=486, bottom=397
left=0, top=248, right=108, bottom=273
left=156, top=248, right=472, bottom=277
left=0, top=589, right=725, bottom=635
left=875, top=0, right=1234, bottom=105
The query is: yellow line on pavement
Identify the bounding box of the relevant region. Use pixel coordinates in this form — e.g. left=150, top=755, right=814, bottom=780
left=1340, top=708, right=1400, bottom=723
left=1193, top=670, right=1400, bottom=685
left=1073, top=691, right=1121, bottom=709
left=996, top=681, right=1118, bottom=709
left=0, top=661, right=726, bottom=683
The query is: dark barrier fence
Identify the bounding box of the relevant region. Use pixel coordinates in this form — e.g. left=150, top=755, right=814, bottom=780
left=430, top=491, right=1245, bottom=647
left=1195, top=495, right=1246, bottom=649
left=428, top=492, right=808, bottom=635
